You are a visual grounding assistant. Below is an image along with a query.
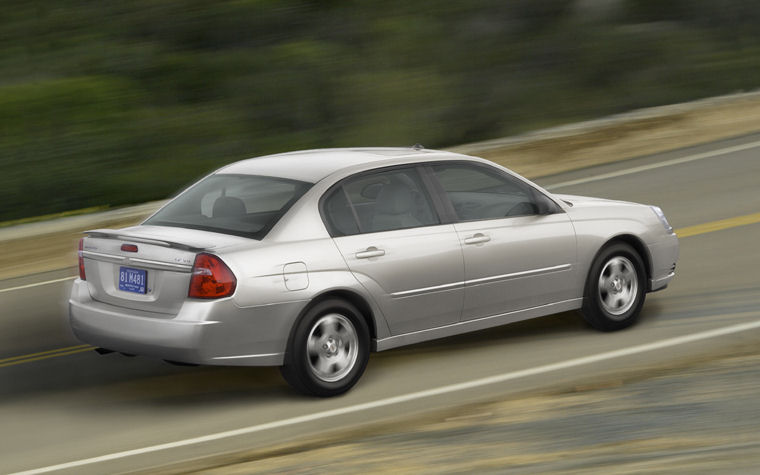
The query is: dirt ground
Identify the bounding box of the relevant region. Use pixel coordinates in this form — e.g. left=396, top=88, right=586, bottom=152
left=142, top=345, right=760, bottom=475
left=455, top=91, right=760, bottom=178
left=3, top=92, right=760, bottom=281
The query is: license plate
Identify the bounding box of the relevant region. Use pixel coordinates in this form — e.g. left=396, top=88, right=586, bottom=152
left=118, top=267, right=147, bottom=294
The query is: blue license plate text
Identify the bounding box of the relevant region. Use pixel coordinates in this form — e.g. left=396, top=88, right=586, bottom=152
left=118, top=267, right=147, bottom=294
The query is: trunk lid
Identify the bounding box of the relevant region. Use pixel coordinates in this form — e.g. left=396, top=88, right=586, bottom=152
left=81, top=225, right=251, bottom=315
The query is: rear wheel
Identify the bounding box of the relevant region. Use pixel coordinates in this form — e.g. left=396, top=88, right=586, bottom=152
left=280, top=299, right=369, bottom=397
left=581, top=242, right=646, bottom=331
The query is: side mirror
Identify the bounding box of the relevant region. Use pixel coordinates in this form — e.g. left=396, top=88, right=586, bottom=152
left=536, top=200, right=550, bottom=215
left=534, top=193, right=559, bottom=215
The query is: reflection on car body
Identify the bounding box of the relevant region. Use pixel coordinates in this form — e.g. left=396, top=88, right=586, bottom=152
left=69, top=147, right=678, bottom=396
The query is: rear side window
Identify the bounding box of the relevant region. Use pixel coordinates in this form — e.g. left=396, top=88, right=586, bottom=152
left=145, top=174, right=311, bottom=239
left=323, top=167, right=439, bottom=235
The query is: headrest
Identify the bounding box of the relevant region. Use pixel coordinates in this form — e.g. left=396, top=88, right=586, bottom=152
left=375, top=183, right=415, bottom=215
left=212, top=196, right=246, bottom=218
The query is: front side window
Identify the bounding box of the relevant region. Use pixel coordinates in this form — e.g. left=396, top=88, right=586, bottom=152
left=431, top=163, right=557, bottom=221
left=323, top=167, right=439, bottom=235
left=145, top=174, right=311, bottom=239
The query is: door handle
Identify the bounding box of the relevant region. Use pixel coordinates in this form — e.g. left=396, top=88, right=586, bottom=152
left=464, top=233, right=490, bottom=245
left=356, top=247, right=385, bottom=259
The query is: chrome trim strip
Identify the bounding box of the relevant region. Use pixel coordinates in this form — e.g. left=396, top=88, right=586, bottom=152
left=211, top=352, right=284, bottom=360
left=389, top=264, right=572, bottom=298
left=81, top=250, right=126, bottom=262
left=81, top=251, right=193, bottom=271
left=391, top=281, right=463, bottom=298
left=129, top=257, right=193, bottom=271
left=464, top=263, right=572, bottom=286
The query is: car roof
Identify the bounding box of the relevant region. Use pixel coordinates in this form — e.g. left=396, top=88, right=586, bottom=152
left=217, top=147, right=473, bottom=183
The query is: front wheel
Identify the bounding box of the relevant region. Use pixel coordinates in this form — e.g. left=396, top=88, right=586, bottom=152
left=581, top=242, right=646, bottom=331
left=280, top=299, right=369, bottom=397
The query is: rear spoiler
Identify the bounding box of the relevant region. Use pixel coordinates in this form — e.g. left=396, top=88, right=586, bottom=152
left=84, top=229, right=205, bottom=252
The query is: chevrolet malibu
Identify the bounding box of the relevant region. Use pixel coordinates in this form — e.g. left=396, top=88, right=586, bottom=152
left=69, top=147, right=678, bottom=396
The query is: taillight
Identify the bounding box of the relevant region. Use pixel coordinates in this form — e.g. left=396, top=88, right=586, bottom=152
left=78, top=238, right=86, bottom=280
left=188, top=253, right=236, bottom=299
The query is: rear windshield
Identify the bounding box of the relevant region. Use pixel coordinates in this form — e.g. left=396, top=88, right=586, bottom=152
left=144, top=174, right=312, bottom=239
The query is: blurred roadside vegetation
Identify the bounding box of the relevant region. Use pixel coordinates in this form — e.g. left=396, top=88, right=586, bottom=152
left=2, top=0, right=760, bottom=222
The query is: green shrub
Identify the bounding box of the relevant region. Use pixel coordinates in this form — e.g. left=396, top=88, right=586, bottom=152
left=1, top=0, right=760, bottom=221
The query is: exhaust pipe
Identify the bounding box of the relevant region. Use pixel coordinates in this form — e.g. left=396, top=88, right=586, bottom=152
left=164, top=360, right=199, bottom=367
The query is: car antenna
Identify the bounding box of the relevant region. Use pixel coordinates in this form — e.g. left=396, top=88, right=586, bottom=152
left=412, top=143, right=424, bottom=151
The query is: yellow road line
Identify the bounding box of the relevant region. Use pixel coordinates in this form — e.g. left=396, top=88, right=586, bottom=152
left=0, top=345, right=93, bottom=368
left=675, top=211, right=760, bottom=238
left=0, top=344, right=91, bottom=364
left=1, top=212, right=758, bottom=370
left=0, top=348, right=94, bottom=368
left=0, top=347, right=93, bottom=368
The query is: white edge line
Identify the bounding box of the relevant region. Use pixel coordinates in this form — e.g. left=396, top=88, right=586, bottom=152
left=13, top=316, right=760, bottom=475
left=546, top=139, right=760, bottom=190
left=0, top=276, right=77, bottom=294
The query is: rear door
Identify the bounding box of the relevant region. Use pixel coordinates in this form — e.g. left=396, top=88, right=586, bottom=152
left=323, top=166, right=464, bottom=335
left=427, top=162, right=577, bottom=321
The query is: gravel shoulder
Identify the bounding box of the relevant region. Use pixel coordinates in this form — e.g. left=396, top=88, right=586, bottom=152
left=144, top=345, right=760, bottom=475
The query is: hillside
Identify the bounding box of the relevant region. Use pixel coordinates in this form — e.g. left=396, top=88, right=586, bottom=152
left=2, top=0, right=760, bottom=221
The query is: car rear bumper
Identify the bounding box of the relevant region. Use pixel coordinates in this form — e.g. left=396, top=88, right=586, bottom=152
left=69, top=279, right=306, bottom=366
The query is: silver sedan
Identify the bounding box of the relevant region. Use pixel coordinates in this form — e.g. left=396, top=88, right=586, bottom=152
left=69, top=147, right=678, bottom=396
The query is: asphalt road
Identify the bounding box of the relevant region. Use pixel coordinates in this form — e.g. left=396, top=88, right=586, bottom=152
left=1, top=133, right=760, bottom=474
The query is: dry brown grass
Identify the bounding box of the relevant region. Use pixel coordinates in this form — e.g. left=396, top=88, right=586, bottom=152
left=463, top=93, right=760, bottom=177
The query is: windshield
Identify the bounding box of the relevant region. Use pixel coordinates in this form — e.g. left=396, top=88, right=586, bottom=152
left=144, top=174, right=312, bottom=239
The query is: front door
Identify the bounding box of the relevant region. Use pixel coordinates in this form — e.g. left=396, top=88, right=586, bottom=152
left=427, top=162, right=577, bottom=321
left=454, top=214, right=577, bottom=320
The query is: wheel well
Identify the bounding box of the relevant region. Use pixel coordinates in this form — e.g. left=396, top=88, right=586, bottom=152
left=306, top=290, right=377, bottom=341
left=606, top=234, right=652, bottom=280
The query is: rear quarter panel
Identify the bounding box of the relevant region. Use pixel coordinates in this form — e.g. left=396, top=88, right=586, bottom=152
left=219, top=237, right=392, bottom=341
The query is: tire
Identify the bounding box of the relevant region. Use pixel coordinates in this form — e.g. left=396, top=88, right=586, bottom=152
left=280, top=299, right=370, bottom=397
left=581, top=242, right=646, bottom=332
